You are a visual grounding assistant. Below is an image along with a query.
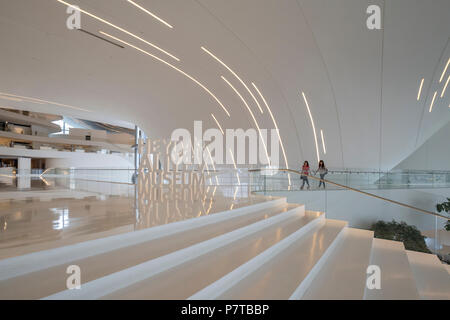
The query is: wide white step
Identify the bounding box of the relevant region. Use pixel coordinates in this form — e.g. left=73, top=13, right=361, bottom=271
left=301, top=228, right=373, bottom=300
left=101, top=211, right=323, bottom=299
left=199, top=219, right=347, bottom=300
left=0, top=198, right=290, bottom=299
left=364, top=239, right=419, bottom=299
left=406, top=250, right=450, bottom=299
left=44, top=204, right=305, bottom=299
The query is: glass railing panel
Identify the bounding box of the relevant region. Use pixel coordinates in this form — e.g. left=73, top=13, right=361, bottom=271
left=248, top=168, right=450, bottom=265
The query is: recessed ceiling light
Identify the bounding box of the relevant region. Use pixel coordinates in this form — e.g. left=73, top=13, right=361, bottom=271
left=0, top=95, right=22, bottom=102
left=302, top=91, right=320, bottom=164
left=205, top=146, right=219, bottom=185
left=441, top=75, right=449, bottom=98
left=417, top=78, right=424, bottom=101
left=56, top=0, right=179, bottom=61
left=0, top=92, right=91, bottom=112
left=320, top=129, right=327, bottom=154
left=251, top=82, right=290, bottom=181
left=211, top=113, right=224, bottom=135
left=429, top=91, right=437, bottom=113
left=222, top=76, right=270, bottom=165
left=100, top=31, right=230, bottom=117
left=228, top=148, right=241, bottom=185
left=439, top=57, right=450, bottom=83
left=202, top=47, right=264, bottom=114
left=127, top=0, right=173, bottom=29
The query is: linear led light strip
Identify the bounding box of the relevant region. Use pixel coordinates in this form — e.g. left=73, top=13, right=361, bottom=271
left=222, top=76, right=271, bottom=166
left=0, top=91, right=91, bottom=112
left=206, top=186, right=217, bottom=214
left=100, top=31, right=230, bottom=117
left=251, top=82, right=291, bottom=185
left=202, top=47, right=264, bottom=114
left=302, top=91, right=320, bottom=164
left=126, top=0, right=173, bottom=29
left=0, top=95, right=23, bottom=103
left=229, top=148, right=241, bottom=185
left=439, top=57, right=450, bottom=83
left=441, top=75, right=449, bottom=98
left=0, top=94, right=45, bottom=104
left=56, top=0, right=179, bottom=61
left=211, top=113, right=224, bottom=135
left=205, top=146, right=220, bottom=185
left=320, top=129, right=327, bottom=154
left=429, top=91, right=437, bottom=113
left=417, top=78, right=424, bottom=101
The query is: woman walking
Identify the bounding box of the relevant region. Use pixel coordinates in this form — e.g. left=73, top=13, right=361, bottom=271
left=315, top=160, right=328, bottom=189
left=300, top=161, right=310, bottom=190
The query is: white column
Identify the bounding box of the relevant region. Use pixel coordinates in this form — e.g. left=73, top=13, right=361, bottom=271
left=17, top=157, right=31, bottom=189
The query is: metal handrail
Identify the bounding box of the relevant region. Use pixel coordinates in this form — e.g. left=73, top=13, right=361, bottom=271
left=249, top=168, right=449, bottom=219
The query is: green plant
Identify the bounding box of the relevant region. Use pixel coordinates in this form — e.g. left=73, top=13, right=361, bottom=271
left=370, top=220, right=431, bottom=253
left=436, top=198, right=450, bottom=231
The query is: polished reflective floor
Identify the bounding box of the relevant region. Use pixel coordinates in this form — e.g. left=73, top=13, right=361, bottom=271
left=0, top=176, right=271, bottom=259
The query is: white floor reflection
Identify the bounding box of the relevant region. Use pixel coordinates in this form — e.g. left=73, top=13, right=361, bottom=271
left=0, top=176, right=271, bottom=259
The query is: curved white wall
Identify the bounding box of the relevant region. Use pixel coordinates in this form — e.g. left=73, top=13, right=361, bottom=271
left=0, top=0, right=449, bottom=170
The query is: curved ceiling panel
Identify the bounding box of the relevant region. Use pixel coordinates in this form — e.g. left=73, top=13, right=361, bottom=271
left=0, top=0, right=449, bottom=170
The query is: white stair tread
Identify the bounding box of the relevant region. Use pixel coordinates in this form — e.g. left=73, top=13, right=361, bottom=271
left=406, top=250, right=450, bottom=299
left=102, top=211, right=323, bottom=299
left=44, top=204, right=305, bottom=300
left=302, top=228, right=373, bottom=300
left=217, top=219, right=348, bottom=300
left=0, top=201, right=294, bottom=300
left=364, top=239, right=419, bottom=300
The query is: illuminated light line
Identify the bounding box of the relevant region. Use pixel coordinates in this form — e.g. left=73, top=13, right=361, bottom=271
left=205, top=146, right=219, bottom=185
left=439, top=57, right=450, bottom=83
left=0, top=91, right=91, bottom=112
left=429, top=91, right=437, bottom=113
left=211, top=113, right=224, bottom=135
left=202, top=46, right=264, bottom=114
left=0, top=95, right=22, bottom=102
left=229, top=148, right=241, bottom=185
left=206, top=186, right=217, bottom=214
left=126, top=0, right=173, bottom=29
left=320, top=129, right=327, bottom=155
left=251, top=82, right=291, bottom=185
left=417, top=78, right=424, bottom=101
left=302, top=92, right=320, bottom=164
left=222, top=76, right=271, bottom=165
left=100, top=31, right=230, bottom=117
left=56, top=0, right=179, bottom=61
left=441, top=75, right=449, bottom=98
left=0, top=93, right=45, bottom=104
left=233, top=186, right=238, bottom=200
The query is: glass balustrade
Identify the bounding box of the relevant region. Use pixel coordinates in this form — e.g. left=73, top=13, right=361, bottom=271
left=246, top=168, right=450, bottom=264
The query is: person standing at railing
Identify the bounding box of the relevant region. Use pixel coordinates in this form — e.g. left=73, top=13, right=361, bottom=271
left=300, top=161, right=310, bottom=190
left=315, top=160, right=328, bottom=189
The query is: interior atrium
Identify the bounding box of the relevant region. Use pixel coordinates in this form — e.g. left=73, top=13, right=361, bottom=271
left=0, top=0, right=449, bottom=304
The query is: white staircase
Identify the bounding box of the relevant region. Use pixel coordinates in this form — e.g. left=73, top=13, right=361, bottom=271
left=0, top=197, right=449, bottom=300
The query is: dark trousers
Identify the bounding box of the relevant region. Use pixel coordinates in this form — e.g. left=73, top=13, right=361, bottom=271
left=301, top=177, right=309, bottom=188
left=318, top=174, right=326, bottom=188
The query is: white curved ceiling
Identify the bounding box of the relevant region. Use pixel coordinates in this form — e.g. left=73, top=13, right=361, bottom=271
left=0, top=0, right=449, bottom=170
